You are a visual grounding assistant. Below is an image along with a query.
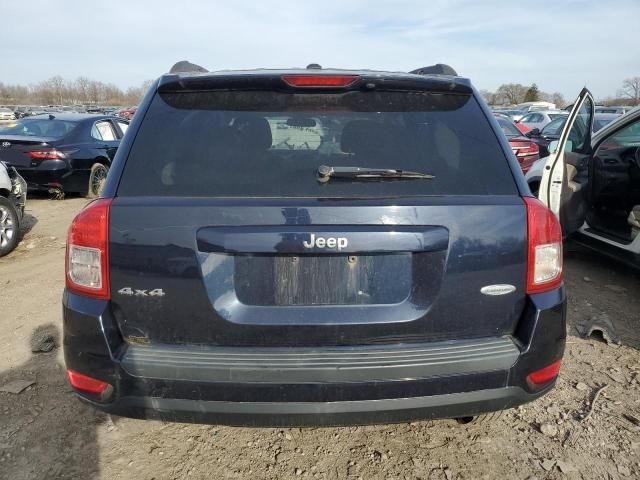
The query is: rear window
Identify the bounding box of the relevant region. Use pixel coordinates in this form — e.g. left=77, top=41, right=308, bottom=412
left=118, top=89, right=517, bottom=197
left=0, top=118, right=77, bottom=138
left=496, top=117, right=521, bottom=137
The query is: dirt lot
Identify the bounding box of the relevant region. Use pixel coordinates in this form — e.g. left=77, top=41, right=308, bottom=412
left=1, top=196, right=639, bottom=480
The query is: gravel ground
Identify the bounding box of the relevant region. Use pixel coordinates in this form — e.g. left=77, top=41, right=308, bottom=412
left=0, top=196, right=639, bottom=480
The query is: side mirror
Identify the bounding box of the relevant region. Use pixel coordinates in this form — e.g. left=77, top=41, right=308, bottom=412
left=548, top=140, right=572, bottom=154
left=529, top=128, right=541, bottom=137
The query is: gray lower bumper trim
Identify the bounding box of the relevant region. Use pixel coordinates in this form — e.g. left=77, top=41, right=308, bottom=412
left=122, top=386, right=532, bottom=416
left=121, top=337, right=520, bottom=384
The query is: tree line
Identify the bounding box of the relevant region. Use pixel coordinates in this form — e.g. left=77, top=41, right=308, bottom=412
left=0, top=76, right=154, bottom=107
left=481, top=77, right=640, bottom=108
left=2, top=75, right=639, bottom=109
left=480, top=83, right=567, bottom=108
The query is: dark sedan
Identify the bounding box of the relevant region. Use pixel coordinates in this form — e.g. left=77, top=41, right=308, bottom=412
left=0, top=113, right=128, bottom=197
left=526, top=113, right=621, bottom=157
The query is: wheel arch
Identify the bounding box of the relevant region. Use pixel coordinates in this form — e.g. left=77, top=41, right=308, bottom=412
left=93, top=155, right=111, bottom=167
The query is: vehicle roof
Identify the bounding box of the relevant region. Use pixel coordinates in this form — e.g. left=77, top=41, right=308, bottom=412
left=594, top=113, right=622, bottom=120
left=525, top=110, right=567, bottom=115
left=158, top=67, right=472, bottom=92
left=593, top=105, right=640, bottom=144
left=24, top=113, right=116, bottom=122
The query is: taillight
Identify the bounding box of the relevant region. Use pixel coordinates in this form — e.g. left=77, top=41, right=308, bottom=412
left=526, top=360, right=562, bottom=388
left=511, top=141, right=539, bottom=157
left=67, top=369, right=110, bottom=395
left=66, top=198, right=112, bottom=299
left=28, top=149, right=66, bottom=160
left=282, top=74, right=359, bottom=87
left=524, top=197, right=563, bottom=294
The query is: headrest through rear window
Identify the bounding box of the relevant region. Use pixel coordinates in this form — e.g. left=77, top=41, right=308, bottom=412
left=233, top=115, right=272, bottom=150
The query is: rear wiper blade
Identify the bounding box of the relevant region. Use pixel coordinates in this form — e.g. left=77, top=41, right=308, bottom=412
left=317, top=165, right=435, bottom=183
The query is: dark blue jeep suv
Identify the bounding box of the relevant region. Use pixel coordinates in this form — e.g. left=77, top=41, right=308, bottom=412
left=62, top=65, right=566, bottom=426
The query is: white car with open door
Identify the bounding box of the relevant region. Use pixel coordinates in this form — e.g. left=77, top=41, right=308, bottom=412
left=539, top=88, right=640, bottom=268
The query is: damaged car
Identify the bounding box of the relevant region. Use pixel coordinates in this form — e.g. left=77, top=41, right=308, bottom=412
left=0, top=160, right=27, bottom=256
left=536, top=90, right=640, bottom=268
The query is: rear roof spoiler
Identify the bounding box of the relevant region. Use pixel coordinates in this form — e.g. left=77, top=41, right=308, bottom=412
left=410, top=64, right=458, bottom=76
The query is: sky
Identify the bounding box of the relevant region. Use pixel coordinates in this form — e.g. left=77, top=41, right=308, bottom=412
left=2, top=0, right=639, bottom=101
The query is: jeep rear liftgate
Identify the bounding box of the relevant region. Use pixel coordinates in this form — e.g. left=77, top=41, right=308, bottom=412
left=108, top=198, right=528, bottom=347
left=107, top=80, right=527, bottom=348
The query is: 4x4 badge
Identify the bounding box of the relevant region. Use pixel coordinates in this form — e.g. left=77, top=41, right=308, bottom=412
left=118, top=287, right=165, bottom=297
left=1, top=142, right=10, bottom=148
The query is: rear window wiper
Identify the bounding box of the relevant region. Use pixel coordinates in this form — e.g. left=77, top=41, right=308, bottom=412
left=318, top=165, right=435, bottom=183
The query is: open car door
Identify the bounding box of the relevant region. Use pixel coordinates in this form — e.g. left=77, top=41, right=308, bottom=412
left=539, top=87, right=595, bottom=235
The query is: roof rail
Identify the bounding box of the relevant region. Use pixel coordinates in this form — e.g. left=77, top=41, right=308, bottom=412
left=410, top=64, right=458, bottom=76
left=169, top=61, right=209, bottom=74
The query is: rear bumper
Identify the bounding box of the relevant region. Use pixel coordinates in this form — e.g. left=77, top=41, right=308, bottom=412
left=63, top=288, right=566, bottom=426
left=15, top=161, right=88, bottom=193
left=83, top=385, right=548, bottom=427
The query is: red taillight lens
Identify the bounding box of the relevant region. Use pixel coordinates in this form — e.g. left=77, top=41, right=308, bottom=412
left=282, top=74, right=359, bottom=87
left=524, top=197, right=563, bottom=294
left=66, top=198, right=112, bottom=299
left=67, top=369, right=110, bottom=395
left=526, top=360, right=562, bottom=387
left=511, top=142, right=539, bottom=157
left=28, top=149, right=66, bottom=160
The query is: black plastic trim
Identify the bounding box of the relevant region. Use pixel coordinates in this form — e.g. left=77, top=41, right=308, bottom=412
left=76, top=385, right=545, bottom=427
left=121, top=337, right=519, bottom=384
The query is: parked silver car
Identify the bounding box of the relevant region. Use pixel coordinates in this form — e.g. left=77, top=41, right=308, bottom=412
left=517, top=110, right=567, bottom=131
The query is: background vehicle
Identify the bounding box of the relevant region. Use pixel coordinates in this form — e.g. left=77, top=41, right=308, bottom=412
left=0, top=113, right=129, bottom=196
left=22, top=106, right=47, bottom=117
left=494, top=109, right=525, bottom=122
left=0, top=107, right=16, bottom=121
left=13, top=106, right=29, bottom=118
left=494, top=111, right=530, bottom=134
left=517, top=110, right=566, bottom=131
left=494, top=114, right=539, bottom=172
left=0, top=161, right=26, bottom=256
left=515, top=101, right=557, bottom=112
left=63, top=66, right=566, bottom=427
left=528, top=112, right=622, bottom=157
left=537, top=96, right=640, bottom=267
left=595, top=106, right=633, bottom=115
left=115, top=106, right=137, bottom=120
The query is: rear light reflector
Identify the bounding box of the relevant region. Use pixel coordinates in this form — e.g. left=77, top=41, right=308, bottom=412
left=526, top=360, right=561, bottom=386
left=67, top=369, right=110, bottom=395
left=524, top=197, right=563, bottom=294
left=282, top=74, right=359, bottom=87
left=28, top=149, right=66, bottom=160
left=66, top=198, right=112, bottom=299
left=512, top=142, right=539, bottom=157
